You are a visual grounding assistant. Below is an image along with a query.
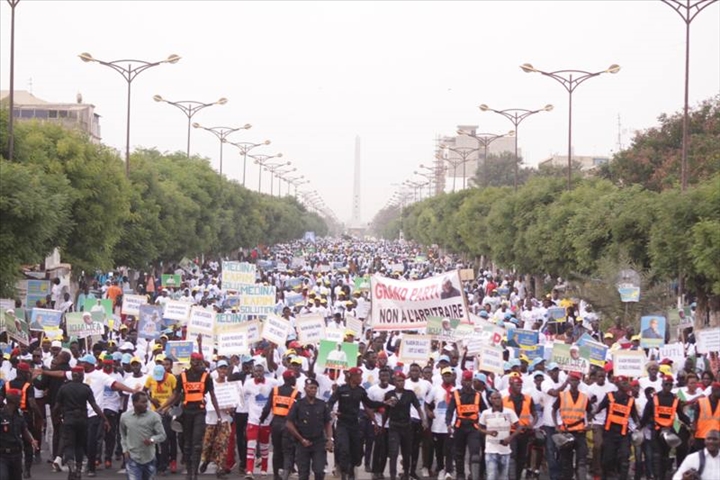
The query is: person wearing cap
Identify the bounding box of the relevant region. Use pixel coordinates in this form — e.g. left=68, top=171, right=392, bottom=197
left=100, top=356, right=123, bottom=470
left=285, top=378, right=333, bottom=480
left=241, top=363, right=278, bottom=480
left=502, top=375, right=536, bottom=480
left=119, top=391, right=166, bottom=480
left=692, top=381, right=720, bottom=454
left=158, top=351, right=221, bottom=480
left=478, top=390, right=522, bottom=480
left=0, top=362, right=42, bottom=478
left=552, top=371, right=593, bottom=480
left=327, top=367, right=391, bottom=480
left=0, top=387, right=39, bottom=480
left=639, top=361, right=663, bottom=395
left=53, top=366, right=110, bottom=480
left=445, top=370, right=483, bottom=480
left=145, top=363, right=178, bottom=475
left=259, top=370, right=299, bottom=480
left=594, top=375, right=639, bottom=479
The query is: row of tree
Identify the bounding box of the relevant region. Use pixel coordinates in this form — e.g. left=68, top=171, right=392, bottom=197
left=0, top=113, right=328, bottom=297
left=370, top=97, right=720, bottom=324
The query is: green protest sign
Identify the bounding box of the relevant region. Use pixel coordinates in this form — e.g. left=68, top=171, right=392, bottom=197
left=162, top=274, right=182, bottom=287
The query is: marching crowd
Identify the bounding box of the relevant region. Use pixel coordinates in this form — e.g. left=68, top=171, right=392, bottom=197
left=0, top=239, right=719, bottom=480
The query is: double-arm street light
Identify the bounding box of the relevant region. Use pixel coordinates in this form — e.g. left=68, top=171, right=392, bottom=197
left=260, top=160, right=291, bottom=195
left=251, top=153, right=284, bottom=192
left=153, top=95, right=227, bottom=158
left=192, top=122, right=251, bottom=176
left=521, top=62, right=620, bottom=190
left=289, top=178, right=310, bottom=197
left=79, top=52, right=181, bottom=176
left=440, top=145, right=479, bottom=191
left=274, top=165, right=297, bottom=195
left=478, top=104, right=553, bottom=190
left=413, top=170, right=434, bottom=197
left=456, top=130, right=515, bottom=189
left=282, top=174, right=304, bottom=196
left=660, top=0, right=718, bottom=192
left=231, top=140, right=271, bottom=187
left=404, top=179, right=428, bottom=202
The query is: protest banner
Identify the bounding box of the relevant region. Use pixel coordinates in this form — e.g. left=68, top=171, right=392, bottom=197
left=291, top=257, right=306, bottom=269
left=546, top=307, right=567, bottom=322
left=121, top=294, right=147, bottom=316
left=2, top=309, right=30, bottom=345
left=66, top=312, right=104, bottom=338
left=519, top=345, right=545, bottom=361
left=211, top=382, right=241, bottom=411
left=613, top=350, right=646, bottom=377
left=179, top=257, right=197, bottom=273
left=617, top=285, right=640, bottom=303
left=29, top=308, right=62, bottom=331
left=389, top=263, right=404, bottom=273
left=469, top=314, right=505, bottom=347
left=296, top=315, right=326, bottom=345
left=217, top=330, right=249, bottom=356
left=303, top=231, right=316, bottom=242
left=0, top=299, right=14, bottom=312
left=161, top=274, right=182, bottom=287
left=426, top=315, right=475, bottom=342
left=165, top=341, right=194, bottom=363
left=317, top=340, right=358, bottom=371
left=257, top=260, right=275, bottom=270
left=187, top=307, right=215, bottom=336
left=459, top=269, right=475, bottom=282
left=243, top=320, right=262, bottom=345
left=285, top=292, right=305, bottom=307
left=186, top=331, right=213, bottom=359
left=398, top=335, right=432, bottom=363
left=371, top=271, right=469, bottom=331
left=138, top=305, right=164, bottom=340
left=222, top=261, right=256, bottom=290
left=277, top=262, right=287, bottom=273
left=84, top=299, right=113, bottom=323
left=507, top=329, right=539, bottom=349
left=325, top=327, right=344, bottom=343
left=658, top=342, right=685, bottom=370
left=354, top=276, right=371, bottom=292
left=163, top=300, right=192, bottom=323
left=235, top=285, right=276, bottom=317
left=318, top=264, right=331, bottom=273
left=640, top=315, right=666, bottom=349
left=26, top=280, right=51, bottom=307
left=697, top=328, right=720, bottom=354
left=215, top=312, right=249, bottom=334
left=346, top=317, right=363, bottom=337
left=576, top=336, right=608, bottom=367
left=478, top=344, right=504, bottom=374
left=551, top=342, right=591, bottom=374
left=261, top=314, right=290, bottom=346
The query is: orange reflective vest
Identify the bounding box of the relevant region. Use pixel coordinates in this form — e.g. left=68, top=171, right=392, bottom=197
left=5, top=382, right=30, bottom=411
left=181, top=371, right=208, bottom=407
left=271, top=387, right=299, bottom=417
left=604, top=392, right=634, bottom=435
left=695, top=397, right=720, bottom=439
left=503, top=393, right=533, bottom=431
left=653, top=396, right=678, bottom=430
left=559, top=391, right=588, bottom=432
left=453, top=390, right=480, bottom=428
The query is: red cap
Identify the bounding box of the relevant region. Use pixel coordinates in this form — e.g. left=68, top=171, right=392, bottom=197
left=662, top=375, right=674, bottom=383
left=71, top=366, right=85, bottom=373
left=102, top=359, right=114, bottom=365
left=347, top=367, right=363, bottom=376
left=568, top=371, right=583, bottom=380
left=394, top=372, right=406, bottom=380
left=603, top=362, right=613, bottom=373
left=711, top=382, right=720, bottom=389
left=16, top=362, right=31, bottom=372
left=615, top=376, right=629, bottom=383
left=288, top=341, right=302, bottom=349
left=5, top=388, right=22, bottom=396
left=659, top=358, right=673, bottom=365
left=461, top=370, right=473, bottom=381
left=190, top=353, right=204, bottom=361
left=509, top=376, right=523, bottom=384
left=282, top=370, right=296, bottom=380
left=630, top=380, right=640, bottom=387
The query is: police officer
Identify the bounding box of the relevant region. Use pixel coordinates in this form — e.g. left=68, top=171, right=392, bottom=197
left=260, top=370, right=299, bottom=480
left=327, top=367, right=391, bottom=480
left=285, top=378, right=333, bottom=480
left=502, top=376, right=536, bottom=480
left=445, top=370, right=483, bottom=480
left=552, top=371, right=593, bottom=480
left=0, top=389, right=39, bottom=480
left=595, top=376, right=639, bottom=479
left=159, top=352, right=221, bottom=480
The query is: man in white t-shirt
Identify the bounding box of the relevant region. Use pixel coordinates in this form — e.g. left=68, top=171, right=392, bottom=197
left=586, top=369, right=617, bottom=478
left=540, top=363, right=568, bottom=480
left=479, top=391, right=521, bottom=479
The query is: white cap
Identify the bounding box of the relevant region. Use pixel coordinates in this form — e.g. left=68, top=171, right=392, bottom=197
left=120, top=342, right=135, bottom=351
left=51, top=340, right=62, bottom=348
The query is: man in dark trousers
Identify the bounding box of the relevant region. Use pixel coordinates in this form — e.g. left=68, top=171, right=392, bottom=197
left=594, top=376, right=639, bottom=480
left=383, top=372, right=426, bottom=480
left=327, top=367, right=392, bottom=480
left=0, top=389, right=39, bottom=480
left=285, top=378, right=333, bottom=480
left=53, top=366, right=110, bottom=480
left=229, top=356, right=255, bottom=475
left=260, top=370, right=299, bottom=480
left=502, top=376, right=536, bottom=480
left=445, top=370, right=483, bottom=480
left=552, top=372, right=593, bottom=480
left=32, top=350, right=71, bottom=471
left=159, top=352, right=221, bottom=480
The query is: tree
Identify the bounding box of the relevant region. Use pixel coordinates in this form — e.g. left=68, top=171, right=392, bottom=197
left=470, top=152, right=534, bottom=188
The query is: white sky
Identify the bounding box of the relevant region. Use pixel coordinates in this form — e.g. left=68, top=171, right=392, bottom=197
left=1, top=1, right=718, bottom=225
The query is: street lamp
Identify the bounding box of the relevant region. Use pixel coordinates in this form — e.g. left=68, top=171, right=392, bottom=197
left=290, top=179, right=310, bottom=197
left=192, top=122, right=251, bottom=176
left=440, top=145, right=479, bottom=190
left=153, top=95, right=227, bottom=158
left=251, top=153, right=284, bottom=192
left=231, top=140, right=271, bottom=187
left=521, top=62, right=620, bottom=190
left=478, top=104, right=553, bottom=190
left=6, top=0, right=20, bottom=161
left=79, top=52, right=181, bottom=176
left=283, top=175, right=305, bottom=196
left=275, top=166, right=297, bottom=195
left=456, top=130, right=515, bottom=189
left=414, top=170, right=434, bottom=197
left=660, top=0, right=718, bottom=191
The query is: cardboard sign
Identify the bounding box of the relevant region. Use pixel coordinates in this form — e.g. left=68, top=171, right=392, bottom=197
left=188, top=307, right=215, bottom=336
left=507, top=329, right=539, bottom=349
left=640, top=315, right=666, bottom=349
left=242, top=320, right=262, bottom=345
left=478, top=344, right=504, bottom=374
left=426, top=315, right=475, bottom=342
left=617, top=284, right=640, bottom=303
left=345, top=316, right=363, bottom=337
left=66, top=311, right=104, bottom=338
left=658, top=342, right=685, bottom=370
left=163, top=300, right=192, bottom=323
left=325, top=327, right=345, bottom=343
left=296, top=315, right=326, bottom=345
left=210, top=382, right=241, bottom=411
left=551, top=342, right=591, bottom=374
left=612, top=350, right=646, bottom=378
left=222, top=261, right=257, bottom=290
left=165, top=341, right=194, bottom=363
left=84, top=299, right=113, bottom=323
left=697, top=328, right=720, bottom=354
left=459, top=269, right=475, bottom=282
left=354, top=276, right=371, bottom=292
left=121, top=294, right=147, bottom=316
left=469, top=315, right=505, bottom=347
left=261, top=314, right=290, bottom=346
left=138, top=305, right=164, bottom=340
left=277, top=262, right=288, bottom=273
left=576, top=337, right=608, bottom=367
left=371, top=271, right=469, bottom=331
left=29, top=308, right=62, bottom=331
left=398, top=334, right=432, bottom=363
left=546, top=307, right=567, bottom=322
left=316, top=340, right=358, bottom=371
left=217, top=331, right=249, bottom=356
left=291, top=257, right=306, bottom=269
left=161, top=274, right=182, bottom=287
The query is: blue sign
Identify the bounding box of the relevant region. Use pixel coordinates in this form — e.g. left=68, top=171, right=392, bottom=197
left=507, top=329, right=539, bottom=349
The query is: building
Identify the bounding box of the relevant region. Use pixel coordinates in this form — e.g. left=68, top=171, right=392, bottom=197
left=538, top=154, right=609, bottom=173
left=0, top=90, right=102, bottom=142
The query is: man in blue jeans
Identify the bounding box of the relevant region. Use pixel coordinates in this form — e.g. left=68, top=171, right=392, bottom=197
left=120, top=392, right=167, bottom=480
left=479, top=391, right=522, bottom=479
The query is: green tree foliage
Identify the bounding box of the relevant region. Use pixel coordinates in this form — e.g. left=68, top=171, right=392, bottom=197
left=470, top=152, right=534, bottom=188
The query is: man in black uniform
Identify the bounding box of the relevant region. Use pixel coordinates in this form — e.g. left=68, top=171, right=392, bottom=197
left=285, top=378, right=333, bottom=480
left=32, top=350, right=71, bottom=471
left=327, top=367, right=392, bottom=480
left=383, top=372, right=426, bottom=480
left=445, top=370, right=482, bottom=480
left=260, top=370, right=299, bottom=480
left=0, top=388, right=39, bottom=480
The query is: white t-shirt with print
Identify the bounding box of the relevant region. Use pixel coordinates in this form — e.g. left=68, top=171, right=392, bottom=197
left=479, top=408, right=519, bottom=455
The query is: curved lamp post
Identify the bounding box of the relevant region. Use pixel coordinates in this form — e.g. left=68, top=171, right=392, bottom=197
left=153, top=95, right=227, bottom=157
left=192, top=122, right=251, bottom=176
left=231, top=140, right=271, bottom=186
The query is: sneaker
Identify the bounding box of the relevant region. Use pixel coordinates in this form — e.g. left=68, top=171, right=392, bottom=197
left=444, top=473, right=453, bottom=480
left=170, top=461, right=177, bottom=474
left=117, top=469, right=127, bottom=475
left=421, top=469, right=429, bottom=478
left=87, top=472, right=96, bottom=478
left=436, top=470, right=444, bottom=480
left=23, top=469, right=31, bottom=478
left=245, top=474, right=255, bottom=480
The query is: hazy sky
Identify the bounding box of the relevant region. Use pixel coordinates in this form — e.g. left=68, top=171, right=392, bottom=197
left=1, top=1, right=718, bottom=225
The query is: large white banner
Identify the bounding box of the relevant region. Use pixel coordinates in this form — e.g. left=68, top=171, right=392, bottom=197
left=235, top=285, right=276, bottom=317
left=370, top=271, right=469, bottom=331
left=222, top=261, right=257, bottom=291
